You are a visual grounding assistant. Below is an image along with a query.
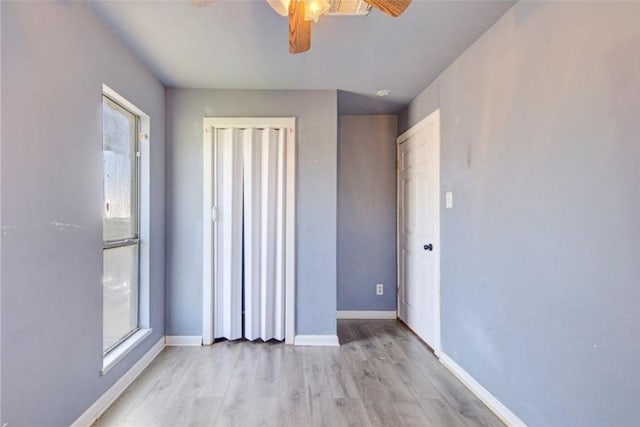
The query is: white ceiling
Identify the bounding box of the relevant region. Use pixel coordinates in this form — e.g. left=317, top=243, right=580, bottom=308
left=91, top=0, right=515, bottom=113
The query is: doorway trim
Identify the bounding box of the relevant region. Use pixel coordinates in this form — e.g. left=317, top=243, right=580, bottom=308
left=202, top=117, right=297, bottom=345
left=396, top=109, right=441, bottom=355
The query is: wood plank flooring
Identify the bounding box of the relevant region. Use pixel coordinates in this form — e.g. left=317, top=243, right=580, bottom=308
left=94, top=320, right=504, bottom=427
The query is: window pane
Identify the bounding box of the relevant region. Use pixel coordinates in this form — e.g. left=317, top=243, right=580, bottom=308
left=103, top=245, right=139, bottom=352
left=103, top=97, right=136, bottom=241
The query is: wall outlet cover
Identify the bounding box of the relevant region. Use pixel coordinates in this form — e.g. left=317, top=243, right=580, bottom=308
left=445, top=191, right=453, bottom=209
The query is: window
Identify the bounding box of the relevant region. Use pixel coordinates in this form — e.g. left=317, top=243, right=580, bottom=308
left=102, top=95, right=140, bottom=354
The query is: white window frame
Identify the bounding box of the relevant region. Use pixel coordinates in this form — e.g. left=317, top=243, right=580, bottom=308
left=101, top=84, right=152, bottom=375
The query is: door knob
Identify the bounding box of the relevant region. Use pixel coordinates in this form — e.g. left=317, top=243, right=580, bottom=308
left=424, top=244, right=433, bottom=251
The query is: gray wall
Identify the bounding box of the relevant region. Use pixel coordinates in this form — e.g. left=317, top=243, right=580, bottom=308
left=338, top=115, right=397, bottom=311
left=1, top=2, right=166, bottom=426
left=166, top=89, right=338, bottom=336
left=337, top=91, right=405, bottom=115
left=399, top=2, right=640, bottom=425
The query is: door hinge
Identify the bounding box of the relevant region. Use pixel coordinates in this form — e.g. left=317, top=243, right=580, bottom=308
left=211, top=206, right=218, bottom=222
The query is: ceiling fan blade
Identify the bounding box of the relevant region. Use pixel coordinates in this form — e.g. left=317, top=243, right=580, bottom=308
left=289, top=0, right=311, bottom=54
left=363, top=0, right=412, bottom=17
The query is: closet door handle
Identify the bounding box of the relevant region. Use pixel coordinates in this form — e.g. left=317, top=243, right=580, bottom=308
left=424, top=244, right=433, bottom=251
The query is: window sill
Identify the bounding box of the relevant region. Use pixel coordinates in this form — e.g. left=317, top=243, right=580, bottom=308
left=102, top=328, right=152, bottom=375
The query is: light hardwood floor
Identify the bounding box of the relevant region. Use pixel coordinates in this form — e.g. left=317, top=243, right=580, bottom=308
left=94, top=320, right=504, bottom=427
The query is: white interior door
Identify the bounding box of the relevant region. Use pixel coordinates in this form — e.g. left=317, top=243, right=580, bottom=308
left=212, top=128, right=244, bottom=340
left=203, top=118, right=296, bottom=346
left=243, top=128, right=286, bottom=341
left=398, top=110, right=440, bottom=353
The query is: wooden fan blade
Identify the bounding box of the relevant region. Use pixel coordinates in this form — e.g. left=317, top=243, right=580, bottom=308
left=289, top=0, right=311, bottom=54
left=363, top=0, right=412, bottom=17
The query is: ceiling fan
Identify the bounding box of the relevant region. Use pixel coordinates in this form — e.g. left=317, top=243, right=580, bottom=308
left=192, top=0, right=412, bottom=54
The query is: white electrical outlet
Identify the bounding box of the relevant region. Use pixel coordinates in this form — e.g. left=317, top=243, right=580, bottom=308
left=445, top=191, right=453, bottom=209
left=376, top=283, right=384, bottom=295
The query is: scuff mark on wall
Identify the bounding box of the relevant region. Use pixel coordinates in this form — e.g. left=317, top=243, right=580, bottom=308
left=1, top=220, right=81, bottom=236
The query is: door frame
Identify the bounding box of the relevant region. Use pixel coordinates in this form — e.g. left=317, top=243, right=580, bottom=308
left=396, top=109, right=441, bottom=355
left=202, top=117, right=297, bottom=345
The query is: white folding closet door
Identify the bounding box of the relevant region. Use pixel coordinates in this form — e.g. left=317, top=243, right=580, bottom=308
left=212, top=126, right=286, bottom=342
left=213, top=128, right=244, bottom=340
left=243, top=128, right=286, bottom=341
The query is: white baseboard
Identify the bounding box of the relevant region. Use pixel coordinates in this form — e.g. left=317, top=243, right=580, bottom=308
left=165, top=335, right=203, bottom=346
left=294, top=334, right=340, bottom=347
left=71, top=337, right=165, bottom=427
left=439, top=353, right=527, bottom=427
left=337, top=310, right=397, bottom=319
